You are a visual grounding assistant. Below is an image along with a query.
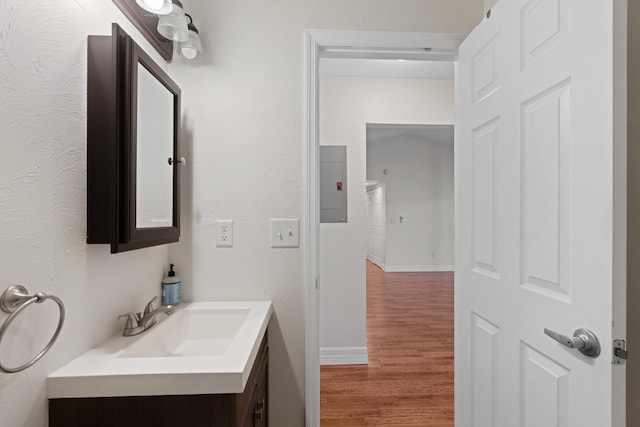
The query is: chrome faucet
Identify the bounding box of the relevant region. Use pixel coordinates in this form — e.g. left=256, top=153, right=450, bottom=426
left=118, top=296, right=174, bottom=337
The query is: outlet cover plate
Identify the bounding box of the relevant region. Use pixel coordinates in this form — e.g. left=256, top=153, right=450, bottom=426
left=271, top=219, right=300, bottom=248
left=216, top=219, right=233, bottom=247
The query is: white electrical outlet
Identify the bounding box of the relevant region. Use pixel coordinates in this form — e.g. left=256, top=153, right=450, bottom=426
left=216, top=219, right=233, bottom=247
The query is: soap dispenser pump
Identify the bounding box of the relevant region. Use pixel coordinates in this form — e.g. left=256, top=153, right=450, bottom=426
left=162, top=263, right=181, bottom=305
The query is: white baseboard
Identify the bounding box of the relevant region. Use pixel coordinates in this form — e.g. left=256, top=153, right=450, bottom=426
left=320, top=346, right=368, bottom=366
left=384, top=264, right=454, bottom=273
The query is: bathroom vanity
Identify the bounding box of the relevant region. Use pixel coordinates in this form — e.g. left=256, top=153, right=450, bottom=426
left=48, top=334, right=268, bottom=426
left=48, top=301, right=272, bottom=427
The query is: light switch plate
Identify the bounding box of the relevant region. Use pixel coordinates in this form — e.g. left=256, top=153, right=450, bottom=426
left=271, top=219, right=300, bottom=248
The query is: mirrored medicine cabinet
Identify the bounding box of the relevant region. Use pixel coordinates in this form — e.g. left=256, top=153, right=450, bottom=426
left=87, top=23, right=181, bottom=253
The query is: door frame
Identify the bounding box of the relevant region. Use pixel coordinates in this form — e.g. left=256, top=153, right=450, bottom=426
left=303, top=29, right=466, bottom=427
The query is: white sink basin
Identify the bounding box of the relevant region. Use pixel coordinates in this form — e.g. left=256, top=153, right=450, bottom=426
left=120, top=307, right=251, bottom=358
left=47, top=301, right=272, bottom=398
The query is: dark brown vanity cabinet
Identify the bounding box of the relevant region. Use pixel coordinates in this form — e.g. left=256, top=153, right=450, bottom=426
left=49, top=333, right=269, bottom=427
left=87, top=24, right=181, bottom=253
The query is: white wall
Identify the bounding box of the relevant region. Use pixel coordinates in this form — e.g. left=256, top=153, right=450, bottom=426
left=319, top=77, right=455, bottom=356
left=0, top=0, right=482, bottom=425
left=0, top=2, right=176, bottom=426
left=368, top=133, right=454, bottom=271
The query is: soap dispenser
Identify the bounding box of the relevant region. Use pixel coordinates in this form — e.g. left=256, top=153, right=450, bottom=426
left=162, top=264, right=181, bottom=305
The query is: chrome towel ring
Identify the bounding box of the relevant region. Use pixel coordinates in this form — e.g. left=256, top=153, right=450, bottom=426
left=0, top=285, right=65, bottom=373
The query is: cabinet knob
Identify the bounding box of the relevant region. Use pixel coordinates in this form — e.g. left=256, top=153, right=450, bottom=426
left=167, top=157, right=186, bottom=166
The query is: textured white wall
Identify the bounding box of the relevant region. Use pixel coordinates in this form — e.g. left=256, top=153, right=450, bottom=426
left=318, top=77, right=455, bottom=352
left=368, top=135, right=454, bottom=271
left=0, top=2, right=176, bottom=426
left=0, top=0, right=482, bottom=426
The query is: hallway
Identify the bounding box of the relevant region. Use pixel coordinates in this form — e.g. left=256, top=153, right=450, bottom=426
left=320, top=261, right=454, bottom=426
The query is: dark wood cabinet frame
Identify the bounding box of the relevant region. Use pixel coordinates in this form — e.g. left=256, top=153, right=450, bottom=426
left=87, top=23, right=181, bottom=253
left=112, top=0, right=174, bottom=61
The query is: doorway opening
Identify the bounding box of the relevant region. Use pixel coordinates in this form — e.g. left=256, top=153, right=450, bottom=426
left=304, top=29, right=465, bottom=426
left=321, top=121, right=455, bottom=424
left=366, top=124, right=454, bottom=273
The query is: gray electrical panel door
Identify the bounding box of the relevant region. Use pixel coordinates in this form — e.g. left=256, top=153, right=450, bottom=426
left=320, top=146, right=347, bottom=223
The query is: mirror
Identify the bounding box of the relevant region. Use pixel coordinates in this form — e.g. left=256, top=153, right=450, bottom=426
left=136, top=62, right=174, bottom=228
left=87, top=24, right=181, bottom=253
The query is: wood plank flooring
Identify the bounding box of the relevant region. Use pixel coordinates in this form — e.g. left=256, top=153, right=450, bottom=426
left=320, top=261, right=454, bottom=426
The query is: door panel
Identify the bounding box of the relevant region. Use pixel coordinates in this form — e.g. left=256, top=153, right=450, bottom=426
left=471, top=313, right=499, bottom=426
left=520, top=0, right=570, bottom=69
left=456, top=1, right=624, bottom=426
left=520, top=343, right=570, bottom=427
left=520, top=80, right=571, bottom=302
left=472, top=118, right=500, bottom=279
left=471, top=34, right=501, bottom=105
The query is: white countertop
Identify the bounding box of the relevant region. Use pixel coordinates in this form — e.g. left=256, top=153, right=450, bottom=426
left=47, top=301, right=272, bottom=398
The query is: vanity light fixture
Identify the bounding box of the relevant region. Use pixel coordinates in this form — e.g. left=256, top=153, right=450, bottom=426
left=179, top=14, right=203, bottom=60
left=136, top=0, right=173, bottom=15
left=157, top=0, right=189, bottom=43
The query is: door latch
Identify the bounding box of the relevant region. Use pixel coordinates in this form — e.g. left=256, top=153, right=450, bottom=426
left=613, top=339, right=627, bottom=365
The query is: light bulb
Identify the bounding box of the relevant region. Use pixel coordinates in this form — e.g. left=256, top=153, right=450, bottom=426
left=179, top=21, right=203, bottom=60
left=136, top=0, right=173, bottom=15
left=181, top=47, right=197, bottom=60
left=144, top=0, right=163, bottom=9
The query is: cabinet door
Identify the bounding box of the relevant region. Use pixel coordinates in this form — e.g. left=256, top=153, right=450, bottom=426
left=241, top=347, right=268, bottom=427
left=254, top=347, right=268, bottom=427
left=241, top=385, right=259, bottom=427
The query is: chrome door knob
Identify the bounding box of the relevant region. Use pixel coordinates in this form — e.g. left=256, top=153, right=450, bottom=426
left=544, top=328, right=601, bottom=358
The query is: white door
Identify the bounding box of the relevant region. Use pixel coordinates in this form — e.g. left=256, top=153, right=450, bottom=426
left=367, top=185, right=386, bottom=268
left=456, top=1, right=625, bottom=426
left=372, top=185, right=385, bottom=268
left=366, top=189, right=375, bottom=261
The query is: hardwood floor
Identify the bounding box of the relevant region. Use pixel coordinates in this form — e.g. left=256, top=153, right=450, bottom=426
left=320, top=261, right=454, bottom=426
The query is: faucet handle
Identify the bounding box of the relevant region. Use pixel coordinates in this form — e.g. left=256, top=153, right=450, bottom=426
left=144, top=296, right=159, bottom=316
left=118, top=313, right=139, bottom=329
